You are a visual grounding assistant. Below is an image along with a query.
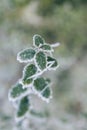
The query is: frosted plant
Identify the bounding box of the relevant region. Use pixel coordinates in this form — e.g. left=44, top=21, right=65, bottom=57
left=8, top=34, right=60, bottom=123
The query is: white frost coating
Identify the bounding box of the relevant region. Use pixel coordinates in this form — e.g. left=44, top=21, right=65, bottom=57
left=39, top=48, right=54, bottom=53
left=39, top=90, right=52, bottom=103
left=17, top=56, right=33, bottom=63
left=47, top=58, right=59, bottom=71
left=51, top=42, right=60, bottom=48
left=39, top=93, right=52, bottom=103
left=47, top=62, right=59, bottom=71
left=17, top=48, right=36, bottom=63
left=19, top=79, right=33, bottom=89
left=22, top=84, right=33, bottom=89
left=27, top=69, right=46, bottom=80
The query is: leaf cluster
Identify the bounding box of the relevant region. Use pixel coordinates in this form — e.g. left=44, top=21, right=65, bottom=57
left=9, top=34, right=59, bottom=122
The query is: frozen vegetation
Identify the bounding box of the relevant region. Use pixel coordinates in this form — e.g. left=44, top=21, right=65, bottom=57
left=0, top=0, right=87, bottom=130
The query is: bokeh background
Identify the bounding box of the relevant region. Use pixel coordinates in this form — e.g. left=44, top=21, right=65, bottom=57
left=0, top=0, right=87, bottom=130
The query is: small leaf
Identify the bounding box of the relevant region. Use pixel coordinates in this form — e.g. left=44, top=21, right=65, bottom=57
left=41, top=87, right=51, bottom=99
left=17, top=96, right=29, bottom=118
left=9, top=83, right=27, bottom=101
left=47, top=56, right=58, bottom=70
left=33, top=35, right=45, bottom=47
left=23, top=64, right=37, bottom=82
left=40, top=87, right=52, bottom=103
left=17, top=48, right=36, bottom=63
left=40, top=44, right=53, bottom=52
left=33, top=77, right=48, bottom=92
left=35, top=51, right=46, bottom=70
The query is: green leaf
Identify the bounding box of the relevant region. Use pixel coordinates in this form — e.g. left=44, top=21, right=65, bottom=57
left=33, top=77, right=51, bottom=102
left=23, top=64, right=37, bottom=82
left=41, top=87, right=51, bottom=99
left=33, top=77, right=48, bottom=92
left=9, top=83, right=27, bottom=100
left=47, top=56, right=58, bottom=69
left=17, top=96, right=29, bottom=118
left=35, top=51, right=46, bottom=70
left=40, top=44, right=53, bottom=52
left=33, top=35, right=45, bottom=47
left=17, top=48, right=36, bottom=63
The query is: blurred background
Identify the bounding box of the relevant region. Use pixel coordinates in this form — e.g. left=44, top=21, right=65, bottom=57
left=0, top=0, right=87, bottom=130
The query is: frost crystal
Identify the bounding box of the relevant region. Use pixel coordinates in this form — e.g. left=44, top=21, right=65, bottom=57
left=8, top=34, right=60, bottom=122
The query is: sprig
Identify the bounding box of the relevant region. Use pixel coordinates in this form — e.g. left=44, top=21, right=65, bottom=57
left=8, top=34, right=60, bottom=122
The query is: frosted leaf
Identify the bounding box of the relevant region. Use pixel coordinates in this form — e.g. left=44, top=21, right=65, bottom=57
left=9, top=83, right=27, bottom=101
left=16, top=96, right=30, bottom=121
left=40, top=43, right=53, bottom=52
left=33, top=77, right=50, bottom=92
left=9, top=34, right=59, bottom=123
left=40, top=87, right=52, bottom=103
left=47, top=56, right=58, bottom=70
left=33, top=77, right=50, bottom=98
left=23, top=64, right=37, bottom=83
left=41, top=87, right=51, bottom=99
left=17, top=48, right=36, bottom=63
left=35, top=51, right=46, bottom=71
left=33, top=34, right=45, bottom=47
